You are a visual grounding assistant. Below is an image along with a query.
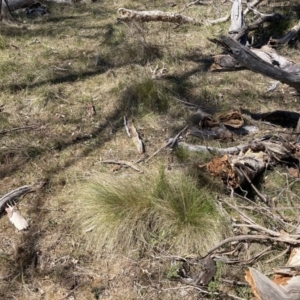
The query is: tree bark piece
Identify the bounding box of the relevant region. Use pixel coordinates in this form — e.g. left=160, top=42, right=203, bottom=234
left=207, top=151, right=266, bottom=188
left=211, top=36, right=300, bottom=91
left=183, top=137, right=300, bottom=187
left=127, top=119, right=145, bottom=154
left=248, top=110, right=300, bottom=128
left=229, top=0, right=245, bottom=42
left=245, top=248, right=300, bottom=300
left=5, top=204, right=28, bottom=230
left=117, top=8, right=203, bottom=26
left=0, top=185, right=32, bottom=217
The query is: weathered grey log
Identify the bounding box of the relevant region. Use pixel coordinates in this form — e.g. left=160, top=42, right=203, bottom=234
left=211, top=42, right=300, bottom=75
left=0, top=185, right=32, bottom=217
left=211, top=36, right=300, bottom=91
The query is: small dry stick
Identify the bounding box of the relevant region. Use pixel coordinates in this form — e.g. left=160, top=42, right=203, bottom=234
left=100, top=160, right=142, bottom=172
left=124, top=116, right=131, bottom=137
left=146, top=125, right=188, bottom=163
left=239, top=167, right=270, bottom=205
left=0, top=125, right=39, bottom=135
left=265, top=246, right=291, bottom=264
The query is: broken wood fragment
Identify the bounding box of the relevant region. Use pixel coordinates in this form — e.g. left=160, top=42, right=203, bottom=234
left=246, top=248, right=300, bottom=300
left=127, top=119, right=145, bottom=154
left=248, top=110, right=300, bottom=128
left=124, top=116, right=131, bottom=138
left=188, top=109, right=247, bottom=141
left=207, top=150, right=266, bottom=188
left=5, top=204, right=29, bottom=230
left=117, top=8, right=203, bottom=26
left=100, top=160, right=142, bottom=173
left=211, top=36, right=300, bottom=91
left=269, top=20, right=300, bottom=48
left=0, top=185, right=32, bottom=217
left=229, top=0, right=245, bottom=42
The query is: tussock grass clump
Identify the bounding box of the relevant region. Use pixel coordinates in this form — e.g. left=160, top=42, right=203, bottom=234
left=120, top=78, right=170, bottom=116
left=75, top=170, right=228, bottom=256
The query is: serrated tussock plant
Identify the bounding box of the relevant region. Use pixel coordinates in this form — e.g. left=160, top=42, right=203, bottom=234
left=74, top=169, right=229, bottom=256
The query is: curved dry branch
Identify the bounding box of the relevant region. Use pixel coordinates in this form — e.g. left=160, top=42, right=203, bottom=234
left=269, top=20, right=300, bottom=48
left=0, top=185, right=32, bottom=217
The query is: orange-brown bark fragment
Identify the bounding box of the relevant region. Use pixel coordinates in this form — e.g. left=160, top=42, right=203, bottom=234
left=245, top=269, right=261, bottom=300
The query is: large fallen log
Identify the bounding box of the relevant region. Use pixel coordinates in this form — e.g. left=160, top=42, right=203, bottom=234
left=211, top=43, right=300, bottom=74
left=210, top=36, right=300, bottom=91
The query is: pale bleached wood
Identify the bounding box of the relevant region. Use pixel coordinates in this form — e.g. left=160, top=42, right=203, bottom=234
left=5, top=204, right=28, bottom=230
left=229, top=0, right=244, bottom=41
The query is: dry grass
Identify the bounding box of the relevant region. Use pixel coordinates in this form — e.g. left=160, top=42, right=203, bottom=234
left=0, top=0, right=299, bottom=298
left=73, top=169, right=228, bottom=256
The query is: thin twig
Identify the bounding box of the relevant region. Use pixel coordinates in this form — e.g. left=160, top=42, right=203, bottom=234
left=0, top=125, right=39, bottom=135
left=265, top=246, right=290, bottom=264
left=239, top=168, right=270, bottom=205
left=146, top=126, right=188, bottom=163
left=99, top=160, right=142, bottom=172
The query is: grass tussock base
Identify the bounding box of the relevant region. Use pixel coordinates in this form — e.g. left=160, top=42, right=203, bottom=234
left=74, top=170, right=229, bottom=256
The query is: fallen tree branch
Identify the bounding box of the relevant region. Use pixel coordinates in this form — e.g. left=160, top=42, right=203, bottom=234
left=211, top=36, right=300, bottom=91
left=207, top=0, right=262, bottom=25
left=202, top=234, right=300, bottom=260
left=146, top=125, right=188, bottom=163
left=243, top=0, right=264, bottom=15
left=117, top=8, right=203, bottom=26
left=179, top=135, right=271, bottom=154
left=0, top=125, right=39, bottom=135
left=207, top=14, right=230, bottom=25
left=214, top=245, right=272, bottom=265
left=269, top=20, right=300, bottom=48
left=100, top=160, right=142, bottom=173
left=0, top=185, right=32, bottom=217
left=235, top=13, right=284, bottom=41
